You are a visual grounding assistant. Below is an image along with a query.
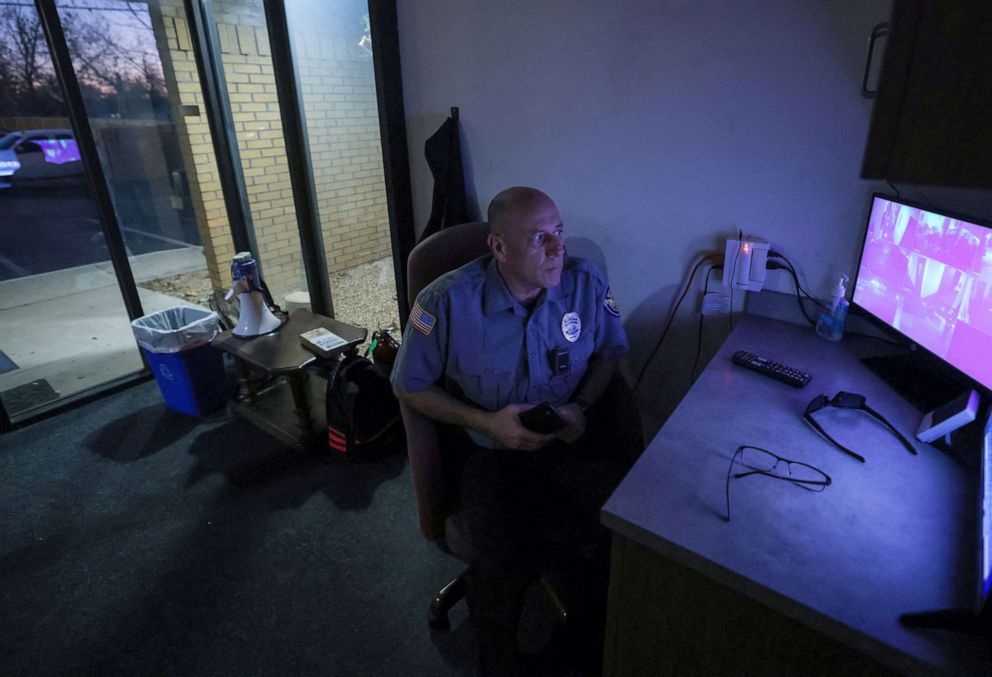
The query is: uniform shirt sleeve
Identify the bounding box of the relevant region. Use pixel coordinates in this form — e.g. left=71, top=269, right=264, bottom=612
left=390, top=283, right=449, bottom=393
left=591, top=269, right=629, bottom=360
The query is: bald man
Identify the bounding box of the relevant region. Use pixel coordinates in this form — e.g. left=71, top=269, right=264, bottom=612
left=392, top=187, right=632, bottom=675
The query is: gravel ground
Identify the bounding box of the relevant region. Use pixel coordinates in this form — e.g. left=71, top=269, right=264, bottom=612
left=329, top=257, right=402, bottom=343
left=139, top=256, right=402, bottom=350
left=139, top=270, right=214, bottom=306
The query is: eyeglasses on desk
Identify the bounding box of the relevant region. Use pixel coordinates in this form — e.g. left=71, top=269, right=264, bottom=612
left=724, top=445, right=832, bottom=521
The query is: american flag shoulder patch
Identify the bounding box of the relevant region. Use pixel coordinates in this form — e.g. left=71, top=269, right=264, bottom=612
left=411, top=300, right=437, bottom=336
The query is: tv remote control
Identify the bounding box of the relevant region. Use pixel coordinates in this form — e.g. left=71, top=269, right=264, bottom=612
left=731, top=350, right=812, bottom=388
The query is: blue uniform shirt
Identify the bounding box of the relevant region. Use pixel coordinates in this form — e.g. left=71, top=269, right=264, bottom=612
left=391, top=254, right=629, bottom=448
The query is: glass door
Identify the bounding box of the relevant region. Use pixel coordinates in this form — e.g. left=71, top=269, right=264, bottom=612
left=53, top=0, right=235, bottom=316
left=284, top=0, right=400, bottom=336
left=0, top=1, right=147, bottom=420
left=0, top=0, right=242, bottom=423
left=190, top=0, right=400, bottom=343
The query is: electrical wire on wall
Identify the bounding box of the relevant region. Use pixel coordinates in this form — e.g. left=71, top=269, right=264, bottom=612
left=886, top=179, right=901, bottom=200
left=767, top=252, right=826, bottom=327
left=638, top=240, right=905, bottom=396
left=728, top=228, right=743, bottom=332
left=633, top=252, right=723, bottom=395
left=769, top=252, right=822, bottom=306
left=765, top=249, right=900, bottom=345
left=690, top=264, right=723, bottom=384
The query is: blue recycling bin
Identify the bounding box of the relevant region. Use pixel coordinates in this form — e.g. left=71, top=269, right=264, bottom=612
left=131, top=307, right=229, bottom=416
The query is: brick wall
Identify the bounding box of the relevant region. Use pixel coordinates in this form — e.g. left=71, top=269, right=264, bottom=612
left=153, top=0, right=236, bottom=295
left=293, top=23, right=391, bottom=276
left=151, top=0, right=390, bottom=306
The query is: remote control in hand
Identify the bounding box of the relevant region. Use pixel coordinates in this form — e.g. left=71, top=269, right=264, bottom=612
left=731, top=350, right=812, bottom=388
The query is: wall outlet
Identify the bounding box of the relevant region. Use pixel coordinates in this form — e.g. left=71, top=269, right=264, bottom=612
left=722, top=238, right=770, bottom=291
left=701, top=292, right=731, bottom=315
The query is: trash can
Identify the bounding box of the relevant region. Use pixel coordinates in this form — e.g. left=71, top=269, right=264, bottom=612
left=131, top=307, right=228, bottom=416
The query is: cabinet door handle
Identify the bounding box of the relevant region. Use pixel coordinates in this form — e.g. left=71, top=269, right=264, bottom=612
left=862, top=22, right=889, bottom=99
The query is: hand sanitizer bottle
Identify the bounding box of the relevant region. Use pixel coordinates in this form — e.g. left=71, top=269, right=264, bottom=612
left=816, top=274, right=849, bottom=342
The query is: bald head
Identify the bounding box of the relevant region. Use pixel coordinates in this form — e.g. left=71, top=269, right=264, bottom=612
left=485, top=186, right=565, bottom=302
left=487, top=187, right=556, bottom=236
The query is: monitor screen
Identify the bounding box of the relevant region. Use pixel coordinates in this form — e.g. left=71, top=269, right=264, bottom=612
left=982, top=412, right=992, bottom=612
left=852, top=194, right=992, bottom=391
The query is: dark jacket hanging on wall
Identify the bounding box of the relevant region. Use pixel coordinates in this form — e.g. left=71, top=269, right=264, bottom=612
left=421, top=115, right=470, bottom=242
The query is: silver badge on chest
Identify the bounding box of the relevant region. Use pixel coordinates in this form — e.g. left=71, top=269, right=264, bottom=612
left=561, top=311, right=581, bottom=343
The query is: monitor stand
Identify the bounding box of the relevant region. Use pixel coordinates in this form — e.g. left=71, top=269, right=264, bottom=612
left=859, top=352, right=965, bottom=413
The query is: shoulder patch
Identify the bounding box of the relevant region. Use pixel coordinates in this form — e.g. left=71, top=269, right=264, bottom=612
left=604, top=287, right=621, bottom=318
left=410, top=299, right=437, bottom=336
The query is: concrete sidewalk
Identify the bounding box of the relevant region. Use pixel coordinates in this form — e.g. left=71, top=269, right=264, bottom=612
left=0, top=247, right=403, bottom=419
left=0, top=247, right=209, bottom=416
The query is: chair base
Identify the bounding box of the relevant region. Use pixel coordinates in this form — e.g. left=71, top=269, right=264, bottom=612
left=429, top=568, right=469, bottom=630
left=428, top=568, right=568, bottom=631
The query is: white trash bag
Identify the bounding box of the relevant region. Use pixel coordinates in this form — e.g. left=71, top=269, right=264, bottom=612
left=131, top=307, right=220, bottom=354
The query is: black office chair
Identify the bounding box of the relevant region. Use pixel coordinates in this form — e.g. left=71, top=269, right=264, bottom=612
left=399, top=221, right=644, bottom=630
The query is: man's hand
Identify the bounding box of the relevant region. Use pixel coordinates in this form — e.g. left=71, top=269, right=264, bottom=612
left=394, top=387, right=557, bottom=451
left=555, top=402, right=586, bottom=444
left=486, top=403, right=555, bottom=451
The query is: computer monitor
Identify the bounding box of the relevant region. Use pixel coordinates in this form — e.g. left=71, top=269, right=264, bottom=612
left=981, top=411, right=992, bottom=617
left=906, top=410, right=992, bottom=626
left=852, top=193, right=992, bottom=393
left=855, top=193, right=992, bottom=623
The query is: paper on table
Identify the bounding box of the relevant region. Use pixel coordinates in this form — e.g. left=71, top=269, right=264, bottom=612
left=300, top=327, right=348, bottom=356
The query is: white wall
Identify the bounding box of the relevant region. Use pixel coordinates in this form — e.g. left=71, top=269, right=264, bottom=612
left=395, top=0, right=909, bottom=433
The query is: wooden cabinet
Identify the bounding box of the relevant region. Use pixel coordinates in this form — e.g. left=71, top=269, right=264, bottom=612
left=861, top=1, right=992, bottom=188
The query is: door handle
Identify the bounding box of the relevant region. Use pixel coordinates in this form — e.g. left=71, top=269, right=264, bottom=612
left=862, top=22, right=889, bottom=99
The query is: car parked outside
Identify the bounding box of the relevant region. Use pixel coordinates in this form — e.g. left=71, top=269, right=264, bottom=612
left=0, top=129, right=83, bottom=188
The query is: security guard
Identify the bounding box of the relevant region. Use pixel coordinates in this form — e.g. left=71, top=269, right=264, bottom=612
left=393, top=187, right=631, bottom=676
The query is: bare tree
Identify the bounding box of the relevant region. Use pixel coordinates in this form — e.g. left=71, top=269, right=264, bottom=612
left=1, top=5, right=47, bottom=98
left=0, top=2, right=166, bottom=119
left=0, top=33, right=15, bottom=106
left=0, top=4, right=66, bottom=116
left=62, top=8, right=166, bottom=105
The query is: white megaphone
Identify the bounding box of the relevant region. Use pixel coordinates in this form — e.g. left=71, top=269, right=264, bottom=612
left=224, top=252, right=284, bottom=337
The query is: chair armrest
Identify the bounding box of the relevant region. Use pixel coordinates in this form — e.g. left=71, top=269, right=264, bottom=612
left=399, top=400, right=450, bottom=540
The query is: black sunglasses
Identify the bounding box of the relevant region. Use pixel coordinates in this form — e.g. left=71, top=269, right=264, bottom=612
left=803, top=391, right=916, bottom=463
left=724, top=445, right=831, bottom=521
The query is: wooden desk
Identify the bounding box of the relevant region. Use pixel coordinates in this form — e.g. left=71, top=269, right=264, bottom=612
left=602, top=316, right=990, bottom=675
left=213, top=310, right=366, bottom=449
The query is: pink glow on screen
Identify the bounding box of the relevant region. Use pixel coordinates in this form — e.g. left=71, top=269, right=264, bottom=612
left=854, top=196, right=992, bottom=389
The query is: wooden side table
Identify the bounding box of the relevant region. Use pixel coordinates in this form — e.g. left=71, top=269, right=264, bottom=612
left=213, top=309, right=366, bottom=449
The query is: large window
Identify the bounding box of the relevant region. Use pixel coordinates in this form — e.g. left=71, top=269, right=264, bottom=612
left=286, top=0, right=399, bottom=335
left=0, top=0, right=236, bottom=422
left=0, top=0, right=408, bottom=426
left=0, top=2, right=148, bottom=419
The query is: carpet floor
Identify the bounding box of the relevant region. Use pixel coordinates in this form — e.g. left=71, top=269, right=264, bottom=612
left=0, top=380, right=481, bottom=676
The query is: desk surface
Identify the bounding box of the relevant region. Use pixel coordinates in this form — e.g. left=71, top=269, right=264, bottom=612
left=213, top=310, right=366, bottom=373
left=603, top=316, right=989, bottom=673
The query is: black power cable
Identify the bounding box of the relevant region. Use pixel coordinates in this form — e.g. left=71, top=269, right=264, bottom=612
left=766, top=253, right=901, bottom=346
left=766, top=253, right=827, bottom=328
left=728, top=229, right=743, bottom=332
left=886, top=180, right=901, bottom=200
left=633, top=255, right=721, bottom=395
left=845, top=330, right=902, bottom=346
left=767, top=261, right=816, bottom=326
left=690, top=265, right=721, bottom=384
left=768, top=252, right=826, bottom=308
